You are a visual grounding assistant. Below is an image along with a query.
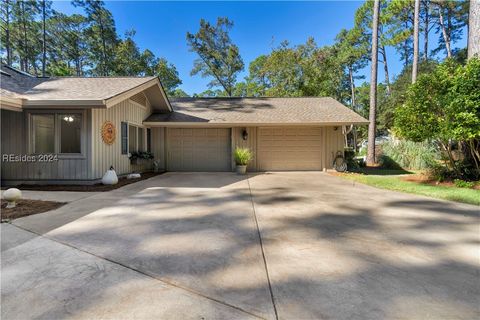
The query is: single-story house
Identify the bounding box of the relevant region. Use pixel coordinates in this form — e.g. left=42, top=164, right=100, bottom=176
left=0, top=65, right=368, bottom=185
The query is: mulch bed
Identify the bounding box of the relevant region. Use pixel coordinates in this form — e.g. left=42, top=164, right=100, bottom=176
left=1, top=199, right=65, bottom=222
left=14, top=171, right=164, bottom=192
left=401, top=174, right=480, bottom=190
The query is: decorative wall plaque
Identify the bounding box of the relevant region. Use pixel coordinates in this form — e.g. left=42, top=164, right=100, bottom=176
left=101, top=121, right=116, bottom=145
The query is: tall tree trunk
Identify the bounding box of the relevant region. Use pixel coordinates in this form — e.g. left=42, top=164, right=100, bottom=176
left=348, top=65, right=356, bottom=109
left=42, top=0, right=46, bottom=77
left=468, top=0, right=480, bottom=58
left=21, top=0, right=28, bottom=72
left=380, top=46, right=391, bottom=94
left=412, top=0, right=421, bottom=82
left=404, top=21, right=410, bottom=67
left=97, top=11, right=108, bottom=76
left=5, top=0, right=11, bottom=66
left=32, top=62, right=38, bottom=76
left=76, top=58, right=81, bottom=76
left=438, top=7, right=452, bottom=58
left=349, top=65, right=358, bottom=152
left=423, top=0, right=430, bottom=60
left=367, top=0, right=380, bottom=166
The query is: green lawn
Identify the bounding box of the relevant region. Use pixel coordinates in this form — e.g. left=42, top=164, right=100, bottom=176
left=335, top=171, right=480, bottom=206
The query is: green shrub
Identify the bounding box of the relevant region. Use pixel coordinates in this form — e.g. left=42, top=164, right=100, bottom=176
left=129, top=151, right=154, bottom=160
left=428, top=164, right=450, bottom=182
left=381, top=140, right=437, bottom=170
left=453, top=179, right=475, bottom=189
left=234, top=147, right=253, bottom=165
left=378, top=155, right=404, bottom=170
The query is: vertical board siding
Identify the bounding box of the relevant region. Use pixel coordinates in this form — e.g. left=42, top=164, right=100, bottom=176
left=91, top=98, right=152, bottom=179
left=150, top=127, right=165, bottom=169
left=1, top=109, right=90, bottom=182
left=232, top=127, right=257, bottom=171
left=324, top=126, right=345, bottom=169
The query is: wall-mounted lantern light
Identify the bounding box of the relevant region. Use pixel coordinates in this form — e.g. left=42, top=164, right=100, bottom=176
left=334, top=126, right=339, bottom=131
left=242, top=129, right=248, bottom=140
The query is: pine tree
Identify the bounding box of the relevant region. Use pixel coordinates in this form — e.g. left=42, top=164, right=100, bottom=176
left=367, top=0, right=380, bottom=166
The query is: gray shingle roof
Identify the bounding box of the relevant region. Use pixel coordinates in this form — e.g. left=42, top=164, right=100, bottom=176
left=145, top=97, right=369, bottom=124
left=0, top=65, right=156, bottom=101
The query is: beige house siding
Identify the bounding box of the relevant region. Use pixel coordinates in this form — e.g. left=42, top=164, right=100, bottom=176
left=324, top=126, right=345, bottom=169
left=150, top=127, right=166, bottom=170
left=1, top=109, right=92, bottom=183
left=232, top=127, right=257, bottom=171
left=90, top=97, right=152, bottom=179
left=231, top=126, right=344, bottom=172
left=231, top=125, right=344, bottom=172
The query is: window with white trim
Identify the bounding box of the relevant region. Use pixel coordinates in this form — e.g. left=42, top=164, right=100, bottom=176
left=121, top=123, right=146, bottom=154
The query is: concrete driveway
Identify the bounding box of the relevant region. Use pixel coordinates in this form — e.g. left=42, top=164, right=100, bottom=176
left=2, top=172, right=479, bottom=319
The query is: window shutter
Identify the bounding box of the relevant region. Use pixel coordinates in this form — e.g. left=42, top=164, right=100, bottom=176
left=147, top=128, right=151, bottom=152
left=121, top=122, right=128, bottom=154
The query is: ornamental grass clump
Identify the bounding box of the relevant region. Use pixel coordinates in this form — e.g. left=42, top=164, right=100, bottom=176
left=381, top=139, right=438, bottom=170
left=234, top=147, right=252, bottom=166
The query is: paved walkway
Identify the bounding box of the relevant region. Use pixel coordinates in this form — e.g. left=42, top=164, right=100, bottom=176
left=2, top=172, right=479, bottom=319
left=1, top=190, right=100, bottom=202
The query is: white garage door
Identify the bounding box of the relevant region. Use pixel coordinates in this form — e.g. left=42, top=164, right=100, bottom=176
left=167, top=128, right=231, bottom=171
left=257, top=127, right=323, bottom=171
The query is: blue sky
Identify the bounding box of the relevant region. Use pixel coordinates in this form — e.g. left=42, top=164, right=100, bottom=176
left=52, top=1, right=467, bottom=95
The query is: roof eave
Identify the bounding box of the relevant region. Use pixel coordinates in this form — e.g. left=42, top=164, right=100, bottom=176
left=23, top=99, right=106, bottom=107
left=143, top=121, right=370, bottom=127
left=0, top=96, right=24, bottom=111
left=104, top=77, right=172, bottom=111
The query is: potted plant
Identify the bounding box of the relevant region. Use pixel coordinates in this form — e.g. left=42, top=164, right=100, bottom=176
left=129, top=151, right=154, bottom=165
left=234, top=147, right=252, bottom=175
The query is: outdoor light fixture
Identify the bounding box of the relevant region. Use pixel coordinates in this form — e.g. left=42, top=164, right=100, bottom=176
left=334, top=126, right=339, bottom=131
left=242, top=129, right=248, bottom=140
left=63, top=116, right=74, bottom=122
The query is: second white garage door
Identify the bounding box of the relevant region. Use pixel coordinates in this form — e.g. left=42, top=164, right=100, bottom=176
left=257, top=127, right=323, bottom=171
left=166, top=128, right=231, bottom=171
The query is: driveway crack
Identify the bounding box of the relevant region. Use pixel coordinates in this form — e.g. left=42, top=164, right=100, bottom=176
left=247, top=176, right=279, bottom=320
left=9, top=223, right=266, bottom=320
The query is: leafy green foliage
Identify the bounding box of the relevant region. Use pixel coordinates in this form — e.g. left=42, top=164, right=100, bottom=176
left=170, top=88, right=190, bottom=97
left=72, top=0, right=118, bottom=76
left=0, top=0, right=183, bottom=94
left=430, top=0, right=469, bottom=58
left=453, top=179, right=475, bottom=188
left=395, top=58, right=480, bottom=142
left=129, top=151, right=154, bottom=160
left=187, top=17, right=244, bottom=96
left=245, top=38, right=348, bottom=100
left=233, top=147, right=253, bottom=165
left=395, top=58, right=480, bottom=178
left=385, top=0, right=414, bottom=67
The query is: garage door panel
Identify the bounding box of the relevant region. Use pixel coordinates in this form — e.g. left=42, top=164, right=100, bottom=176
left=258, top=127, right=323, bottom=171
left=167, top=128, right=231, bottom=172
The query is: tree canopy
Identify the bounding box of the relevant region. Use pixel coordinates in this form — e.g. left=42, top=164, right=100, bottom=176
left=186, top=17, right=244, bottom=96
left=0, top=0, right=182, bottom=95
left=394, top=58, right=480, bottom=176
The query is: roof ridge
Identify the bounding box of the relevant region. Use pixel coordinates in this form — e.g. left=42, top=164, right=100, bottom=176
left=171, top=96, right=332, bottom=100
left=1, top=65, right=36, bottom=77
left=51, top=76, right=156, bottom=79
